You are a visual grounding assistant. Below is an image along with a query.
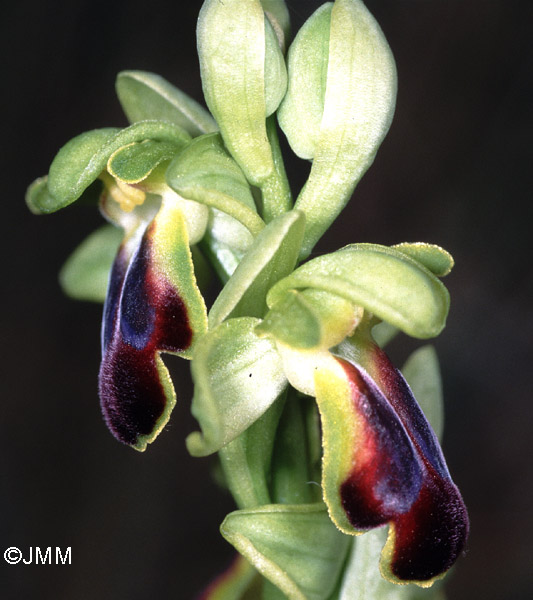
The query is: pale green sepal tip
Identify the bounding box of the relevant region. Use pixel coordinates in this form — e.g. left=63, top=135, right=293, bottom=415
left=295, top=0, right=397, bottom=258
left=393, top=242, right=454, bottom=277
left=187, top=317, right=287, bottom=457
left=264, top=15, right=288, bottom=117
left=267, top=243, right=450, bottom=339
left=59, top=224, right=123, bottom=303
left=260, top=0, right=291, bottom=51
left=46, top=121, right=191, bottom=212
left=208, top=210, right=305, bottom=328
left=277, top=3, right=332, bottom=160
left=26, top=176, right=53, bottom=215
left=220, top=503, right=350, bottom=600
left=402, top=345, right=444, bottom=441
left=116, top=70, right=217, bottom=135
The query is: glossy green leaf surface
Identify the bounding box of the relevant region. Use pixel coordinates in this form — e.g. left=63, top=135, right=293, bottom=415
left=267, top=244, right=450, bottom=339
left=293, top=0, right=397, bottom=258
left=393, top=243, right=454, bottom=277
left=116, top=70, right=217, bottom=135
left=166, top=133, right=265, bottom=236
left=44, top=121, right=191, bottom=213
left=208, top=210, right=305, bottom=327
left=59, top=224, right=122, bottom=303
left=107, top=140, right=178, bottom=183
left=278, top=3, right=332, bottom=160
left=402, top=345, right=444, bottom=441
left=221, top=503, right=350, bottom=600
left=187, top=317, right=287, bottom=456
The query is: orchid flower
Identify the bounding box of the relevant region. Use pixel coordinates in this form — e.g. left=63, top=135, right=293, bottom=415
left=27, top=0, right=469, bottom=597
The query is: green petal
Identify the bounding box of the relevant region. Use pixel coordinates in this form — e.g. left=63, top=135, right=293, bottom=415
left=293, top=0, right=397, bottom=258
left=257, top=288, right=360, bottom=351
left=116, top=70, right=217, bottom=136
left=107, top=140, right=179, bottom=183
left=221, top=503, right=350, bottom=600
left=209, top=210, right=305, bottom=327
left=393, top=243, right=454, bottom=277
left=277, top=3, right=332, bottom=160
left=267, top=244, right=450, bottom=339
left=45, top=121, right=191, bottom=213
left=166, top=133, right=265, bottom=236
left=59, top=224, right=123, bottom=303
left=186, top=317, right=287, bottom=456
left=402, top=346, right=444, bottom=441
left=260, top=0, right=291, bottom=51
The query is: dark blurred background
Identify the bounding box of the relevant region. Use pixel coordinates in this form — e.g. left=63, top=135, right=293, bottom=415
left=2, top=0, right=532, bottom=598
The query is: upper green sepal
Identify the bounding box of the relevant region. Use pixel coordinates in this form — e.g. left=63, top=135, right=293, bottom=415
left=286, top=0, right=397, bottom=258
left=42, top=121, right=191, bottom=213
left=166, top=133, right=265, bottom=236
left=186, top=317, right=287, bottom=457
left=59, top=224, right=122, bottom=303
left=116, top=70, right=217, bottom=135
left=208, top=210, right=305, bottom=327
left=267, top=243, right=450, bottom=339
left=220, top=503, right=350, bottom=600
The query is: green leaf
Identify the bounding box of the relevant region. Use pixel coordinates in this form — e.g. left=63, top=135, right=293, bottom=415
left=339, top=529, right=445, bottom=600
left=278, top=3, right=332, bottom=160
left=44, top=121, right=191, bottom=213
left=166, top=133, right=265, bottom=236
left=292, top=0, right=397, bottom=258
left=221, top=503, right=350, bottom=600
left=257, top=288, right=360, bottom=351
left=107, top=140, right=179, bottom=183
left=186, top=317, right=287, bottom=457
left=393, top=243, right=454, bottom=278
left=402, top=346, right=444, bottom=441
left=59, top=224, right=123, bottom=303
left=197, top=0, right=290, bottom=220
left=115, top=70, right=217, bottom=135
left=267, top=244, right=450, bottom=339
left=219, top=396, right=286, bottom=509
left=208, top=210, right=305, bottom=327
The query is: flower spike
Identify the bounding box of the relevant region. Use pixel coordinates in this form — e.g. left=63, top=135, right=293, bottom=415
left=99, top=198, right=207, bottom=451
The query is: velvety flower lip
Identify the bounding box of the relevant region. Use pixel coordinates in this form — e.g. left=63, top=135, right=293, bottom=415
left=334, top=347, right=469, bottom=586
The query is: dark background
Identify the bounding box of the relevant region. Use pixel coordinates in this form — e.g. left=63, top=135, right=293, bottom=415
left=2, top=0, right=532, bottom=598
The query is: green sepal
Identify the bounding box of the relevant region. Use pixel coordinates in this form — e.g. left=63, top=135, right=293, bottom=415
left=116, top=70, right=217, bottom=136
left=166, top=133, right=265, bottom=236
left=267, top=244, right=450, bottom=339
left=219, top=395, right=286, bottom=509
left=339, top=530, right=446, bottom=600
left=59, top=224, right=122, bottom=303
left=221, top=503, right=350, bottom=600
left=44, top=121, right=191, bottom=213
left=393, top=243, right=454, bottom=277
left=107, top=140, right=179, bottom=183
left=293, top=0, right=397, bottom=258
left=371, top=320, right=399, bottom=348
left=209, top=210, right=305, bottom=328
left=402, top=345, right=444, bottom=441
left=257, top=288, right=360, bottom=351
left=197, top=0, right=290, bottom=220
left=187, top=317, right=287, bottom=457
left=26, top=176, right=55, bottom=215
left=260, top=0, right=291, bottom=51
left=277, top=3, right=332, bottom=160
